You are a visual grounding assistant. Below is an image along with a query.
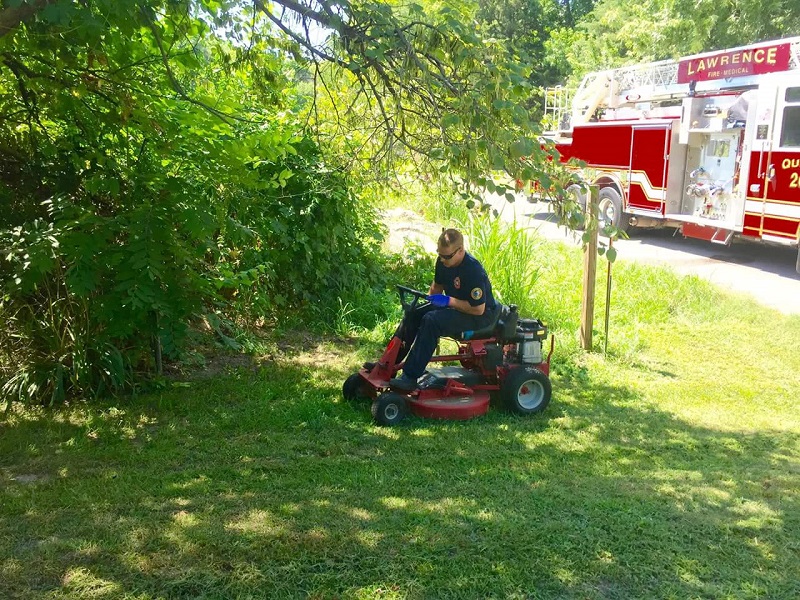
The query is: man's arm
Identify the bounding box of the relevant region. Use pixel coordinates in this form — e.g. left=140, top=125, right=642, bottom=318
left=429, top=282, right=485, bottom=315
left=448, top=297, right=485, bottom=316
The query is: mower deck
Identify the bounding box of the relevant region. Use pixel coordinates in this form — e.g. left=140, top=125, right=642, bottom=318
left=409, top=392, right=490, bottom=420
left=418, top=365, right=484, bottom=387
left=407, top=366, right=490, bottom=420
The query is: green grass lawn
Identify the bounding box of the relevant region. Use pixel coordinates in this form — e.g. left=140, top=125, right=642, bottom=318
left=2, top=240, right=799, bottom=599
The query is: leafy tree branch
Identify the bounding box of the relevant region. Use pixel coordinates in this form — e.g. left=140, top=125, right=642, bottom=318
left=0, top=0, right=57, bottom=37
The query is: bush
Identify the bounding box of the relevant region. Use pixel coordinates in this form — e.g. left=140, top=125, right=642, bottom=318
left=0, top=95, right=388, bottom=405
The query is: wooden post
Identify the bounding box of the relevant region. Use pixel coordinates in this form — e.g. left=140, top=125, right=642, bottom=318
left=580, top=186, right=599, bottom=351
left=604, top=237, right=613, bottom=354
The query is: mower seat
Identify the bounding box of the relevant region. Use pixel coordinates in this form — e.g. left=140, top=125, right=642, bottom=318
left=459, top=304, right=518, bottom=341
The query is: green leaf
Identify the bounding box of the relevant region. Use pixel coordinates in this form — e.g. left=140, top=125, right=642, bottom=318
left=441, top=114, right=461, bottom=128
left=510, top=141, right=527, bottom=160
left=490, top=152, right=505, bottom=170
left=40, top=3, right=70, bottom=25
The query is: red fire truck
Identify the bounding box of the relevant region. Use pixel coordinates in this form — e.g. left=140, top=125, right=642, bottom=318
left=545, top=37, right=800, bottom=269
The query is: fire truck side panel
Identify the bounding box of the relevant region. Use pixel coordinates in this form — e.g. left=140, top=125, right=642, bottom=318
left=556, top=122, right=676, bottom=216
left=744, top=150, right=800, bottom=241
left=628, top=125, right=671, bottom=213
left=765, top=82, right=800, bottom=243
left=561, top=124, right=634, bottom=168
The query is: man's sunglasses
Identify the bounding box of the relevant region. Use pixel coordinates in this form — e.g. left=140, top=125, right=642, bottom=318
left=438, top=247, right=461, bottom=260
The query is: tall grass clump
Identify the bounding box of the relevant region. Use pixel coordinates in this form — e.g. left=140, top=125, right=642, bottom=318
left=463, top=214, right=542, bottom=315
left=606, top=261, right=724, bottom=326
left=460, top=214, right=588, bottom=366
left=504, top=230, right=760, bottom=364
left=455, top=212, right=734, bottom=365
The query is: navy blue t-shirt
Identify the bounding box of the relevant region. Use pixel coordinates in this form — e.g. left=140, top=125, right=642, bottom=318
left=435, top=251, right=496, bottom=311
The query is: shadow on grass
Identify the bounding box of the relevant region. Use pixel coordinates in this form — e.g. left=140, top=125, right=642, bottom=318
left=1, top=355, right=798, bottom=599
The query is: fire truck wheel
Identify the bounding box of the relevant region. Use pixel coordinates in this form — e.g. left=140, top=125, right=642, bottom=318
left=598, top=187, right=628, bottom=232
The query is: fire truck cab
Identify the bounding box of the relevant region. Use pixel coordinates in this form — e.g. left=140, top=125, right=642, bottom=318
left=545, top=37, right=800, bottom=271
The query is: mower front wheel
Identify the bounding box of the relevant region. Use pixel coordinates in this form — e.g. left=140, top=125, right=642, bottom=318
left=372, top=392, right=409, bottom=426
left=501, top=367, right=551, bottom=415
left=343, top=373, right=370, bottom=402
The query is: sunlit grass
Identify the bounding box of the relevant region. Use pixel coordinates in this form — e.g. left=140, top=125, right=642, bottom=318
left=2, top=227, right=800, bottom=598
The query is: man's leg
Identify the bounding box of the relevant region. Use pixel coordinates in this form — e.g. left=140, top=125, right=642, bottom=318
left=400, top=309, right=489, bottom=380
left=366, top=304, right=437, bottom=372
left=395, top=303, right=435, bottom=364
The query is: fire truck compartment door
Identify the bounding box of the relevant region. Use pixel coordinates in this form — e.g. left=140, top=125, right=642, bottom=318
left=628, top=125, right=670, bottom=213
left=743, top=79, right=800, bottom=242
left=764, top=83, right=800, bottom=241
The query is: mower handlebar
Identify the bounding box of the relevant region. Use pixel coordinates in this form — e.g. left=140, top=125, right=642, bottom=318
left=396, top=285, right=430, bottom=312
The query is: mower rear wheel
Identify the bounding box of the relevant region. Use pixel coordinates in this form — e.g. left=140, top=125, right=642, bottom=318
left=343, top=373, right=370, bottom=402
left=372, top=392, right=409, bottom=426
left=501, top=367, right=551, bottom=415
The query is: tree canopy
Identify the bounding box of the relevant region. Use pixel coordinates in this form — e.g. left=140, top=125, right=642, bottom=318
left=550, top=0, right=800, bottom=82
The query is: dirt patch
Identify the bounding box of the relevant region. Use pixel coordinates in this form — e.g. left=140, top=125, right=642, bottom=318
left=191, top=353, right=264, bottom=379
left=168, top=330, right=363, bottom=382
left=381, top=208, right=440, bottom=253
left=288, top=342, right=356, bottom=370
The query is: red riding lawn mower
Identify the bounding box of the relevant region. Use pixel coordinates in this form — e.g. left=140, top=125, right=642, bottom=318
left=343, top=286, right=554, bottom=426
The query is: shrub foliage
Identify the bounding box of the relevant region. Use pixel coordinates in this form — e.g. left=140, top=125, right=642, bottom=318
left=0, top=1, right=383, bottom=404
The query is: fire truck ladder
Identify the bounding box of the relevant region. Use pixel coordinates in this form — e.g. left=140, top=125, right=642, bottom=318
left=570, top=60, right=682, bottom=127
left=565, top=37, right=800, bottom=129
left=543, top=86, right=572, bottom=134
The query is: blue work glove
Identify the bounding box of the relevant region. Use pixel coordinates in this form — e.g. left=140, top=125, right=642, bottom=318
left=427, top=294, right=451, bottom=308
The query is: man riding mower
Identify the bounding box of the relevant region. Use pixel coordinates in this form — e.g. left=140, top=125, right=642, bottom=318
left=342, top=285, right=554, bottom=426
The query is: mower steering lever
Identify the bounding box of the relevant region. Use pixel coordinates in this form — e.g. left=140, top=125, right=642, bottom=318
left=396, top=285, right=430, bottom=312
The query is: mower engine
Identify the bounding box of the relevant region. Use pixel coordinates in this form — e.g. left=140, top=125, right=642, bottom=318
left=515, top=318, right=548, bottom=365
left=458, top=307, right=551, bottom=375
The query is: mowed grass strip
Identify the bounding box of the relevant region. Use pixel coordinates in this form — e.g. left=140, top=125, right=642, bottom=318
left=2, top=240, right=799, bottom=600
